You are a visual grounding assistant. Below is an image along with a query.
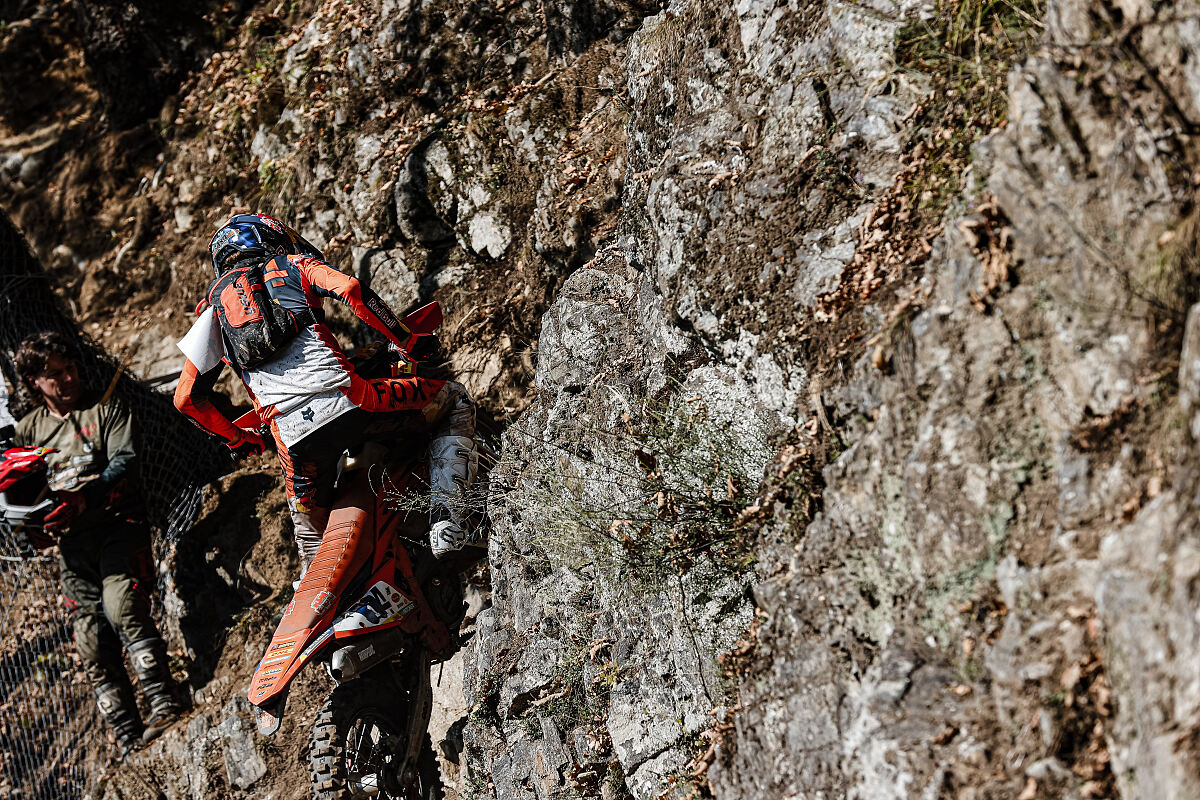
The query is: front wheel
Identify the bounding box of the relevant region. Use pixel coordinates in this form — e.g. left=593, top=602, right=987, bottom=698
left=310, top=670, right=442, bottom=800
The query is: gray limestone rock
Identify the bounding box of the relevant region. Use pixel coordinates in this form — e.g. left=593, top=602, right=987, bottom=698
left=217, top=696, right=267, bottom=790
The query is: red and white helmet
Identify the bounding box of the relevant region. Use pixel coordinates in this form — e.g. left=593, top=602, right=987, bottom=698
left=0, top=447, right=54, bottom=528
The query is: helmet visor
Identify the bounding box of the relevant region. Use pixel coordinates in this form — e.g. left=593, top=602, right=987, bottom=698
left=209, top=225, right=264, bottom=261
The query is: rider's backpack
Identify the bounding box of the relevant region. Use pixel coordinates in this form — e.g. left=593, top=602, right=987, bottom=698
left=207, top=257, right=314, bottom=370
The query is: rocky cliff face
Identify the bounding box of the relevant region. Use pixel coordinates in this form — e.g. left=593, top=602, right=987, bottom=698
left=4, top=0, right=1200, bottom=798
left=466, top=0, right=1200, bottom=797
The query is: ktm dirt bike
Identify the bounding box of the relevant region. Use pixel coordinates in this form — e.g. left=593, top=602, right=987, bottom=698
left=244, top=302, right=478, bottom=800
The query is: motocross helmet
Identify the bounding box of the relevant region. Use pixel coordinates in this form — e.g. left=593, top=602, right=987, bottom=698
left=208, top=213, right=325, bottom=277
left=0, top=447, right=55, bottom=528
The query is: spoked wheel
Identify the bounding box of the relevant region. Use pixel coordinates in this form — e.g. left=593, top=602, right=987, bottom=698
left=310, top=671, right=442, bottom=800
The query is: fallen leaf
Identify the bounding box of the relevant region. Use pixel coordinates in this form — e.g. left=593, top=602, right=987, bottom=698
left=933, top=726, right=957, bottom=745
left=1062, top=662, right=1082, bottom=691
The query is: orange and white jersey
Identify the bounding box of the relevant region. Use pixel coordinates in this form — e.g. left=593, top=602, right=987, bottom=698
left=174, top=255, right=444, bottom=449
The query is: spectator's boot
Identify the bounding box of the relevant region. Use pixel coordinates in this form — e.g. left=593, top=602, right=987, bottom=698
left=94, top=680, right=143, bottom=760
left=428, top=434, right=482, bottom=558
left=129, top=637, right=183, bottom=743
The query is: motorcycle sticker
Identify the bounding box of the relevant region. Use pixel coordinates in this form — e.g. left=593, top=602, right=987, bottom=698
left=300, top=626, right=334, bottom=659
left=333, top=580, right=414, bottom=634
left=311, top=589, right=333, bottom=614
left=262, top=640, right=297, bottom=666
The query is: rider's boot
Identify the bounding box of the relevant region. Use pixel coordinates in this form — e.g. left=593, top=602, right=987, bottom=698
left=94, top=679, right=143, bottom=760
left=129, top=637, right=183, bottom=743
left=428, top=434, right=481, bottom=558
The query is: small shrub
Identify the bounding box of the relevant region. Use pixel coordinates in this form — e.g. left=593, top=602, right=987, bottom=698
left=491, top=388, right=773, bottom=588
left=1137, top=206, right=1200, bottom=326
left=894, top=0, right=1045, bottom=227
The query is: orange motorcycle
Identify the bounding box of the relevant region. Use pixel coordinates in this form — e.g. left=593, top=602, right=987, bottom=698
left=245, top=303, right=476, bottom=800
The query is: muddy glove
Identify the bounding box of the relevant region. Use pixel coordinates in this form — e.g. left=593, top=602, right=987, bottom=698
left=228, top=430, right=266, bottom=459
left=44, top=489, right=86, bottom=533
left=407, top=333, right=439, bottom=362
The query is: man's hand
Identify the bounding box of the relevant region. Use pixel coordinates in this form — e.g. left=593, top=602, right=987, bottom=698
left=44, top=490, right=86, bottom=533
left=228, top=430, right=266, bottom=459
left=407, top=333, right=439, bottom=362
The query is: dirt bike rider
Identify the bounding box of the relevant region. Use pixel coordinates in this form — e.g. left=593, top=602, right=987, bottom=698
left=8, top=332, right=184, bottom=758
left=172, top=213, right=481, bottom=571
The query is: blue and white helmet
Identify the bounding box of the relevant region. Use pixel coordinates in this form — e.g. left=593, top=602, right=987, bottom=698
left=207, top=213, right=324, bottom=276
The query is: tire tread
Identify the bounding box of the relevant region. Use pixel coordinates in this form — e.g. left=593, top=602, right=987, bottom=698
left=307, top=669, right=443, bottom=799
left=309, top=699, right=345, bottom=799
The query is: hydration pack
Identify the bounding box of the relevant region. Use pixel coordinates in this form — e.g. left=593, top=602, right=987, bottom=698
left=207, top=256, right=314, bottom=370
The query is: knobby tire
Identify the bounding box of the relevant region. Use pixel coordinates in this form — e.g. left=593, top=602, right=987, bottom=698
left=309, top=669, right=442, bottom=800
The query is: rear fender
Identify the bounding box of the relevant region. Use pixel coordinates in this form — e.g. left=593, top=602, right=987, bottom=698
left=248, top=617, right=339, bottom=712
left=248, top=477, right=377, bottom=710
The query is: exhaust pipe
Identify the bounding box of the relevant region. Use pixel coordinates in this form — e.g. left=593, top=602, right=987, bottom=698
left=329, top=627, right=408, bottom=681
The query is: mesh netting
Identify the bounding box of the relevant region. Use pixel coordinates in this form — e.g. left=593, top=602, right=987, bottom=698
left=0, top=210, right=229, bottom=796
left=0, top=527, right=93, bottom=799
